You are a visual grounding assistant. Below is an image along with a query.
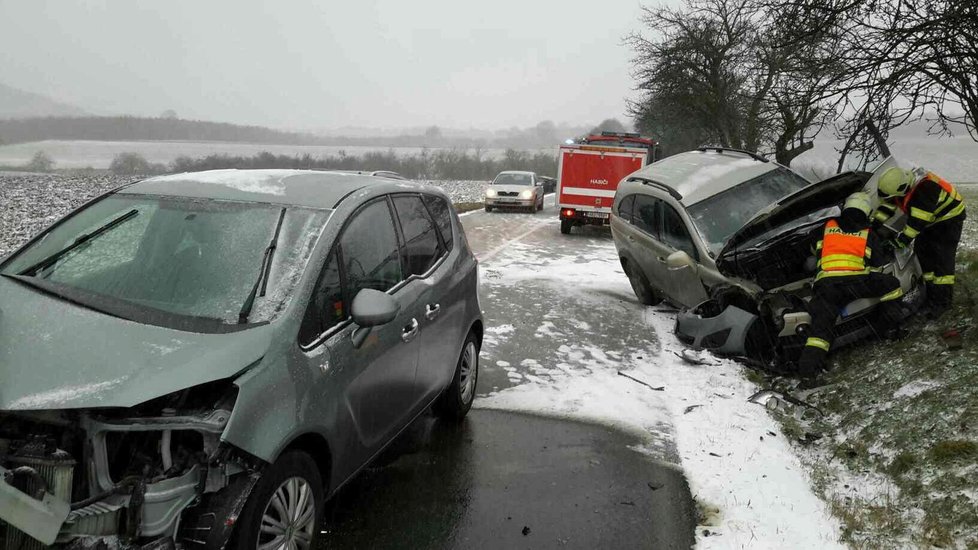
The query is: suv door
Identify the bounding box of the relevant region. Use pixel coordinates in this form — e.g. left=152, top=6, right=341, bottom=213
left=620, top=194, right=672, bottom=296
left=659, top=203, right=709, bottom=306
left=391, top=193, right=460, bottom=403
left=298, top=197, right=423, bottom=459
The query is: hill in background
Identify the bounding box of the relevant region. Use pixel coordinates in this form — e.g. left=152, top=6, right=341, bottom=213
left=0, top=82, right=88, bottom=119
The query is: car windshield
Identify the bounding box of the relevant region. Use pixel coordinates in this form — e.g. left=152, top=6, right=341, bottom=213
left=686, top=167, right=812, bottom=255
left=493, top=173, right=533, bottom=186
left=1, top=193, right=328, bottom=332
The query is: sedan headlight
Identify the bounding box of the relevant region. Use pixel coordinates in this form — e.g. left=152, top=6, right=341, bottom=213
left=520, top=189, right=534, bottom=199
left=486, top=188, right=498, bottom=198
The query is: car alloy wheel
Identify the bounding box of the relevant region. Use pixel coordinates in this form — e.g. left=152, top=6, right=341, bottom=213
left=459, top=340, right=477, bottom=405
left=257, top=477, right=317, bottom=550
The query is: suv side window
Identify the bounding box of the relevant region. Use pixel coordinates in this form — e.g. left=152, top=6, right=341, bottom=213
left=617, top=195, right=635, bottom=223
left=633, top=195, right=660, bottom=238
left=422, top=194, right=454, bottom=252
left=299, top=252, right=344, bottom=345
left=393, top=194, right=444, bottom=276
left=340, top=199, right=403, bottom=297
left=661, top=204, right=698, bottom=260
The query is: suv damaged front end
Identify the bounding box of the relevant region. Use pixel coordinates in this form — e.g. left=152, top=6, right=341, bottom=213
left=0, top=381, right=262, bottom=549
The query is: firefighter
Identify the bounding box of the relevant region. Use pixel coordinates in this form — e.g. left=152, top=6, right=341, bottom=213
left=797, top=192, right=904, bottom=378
left=876, top=166, right=965, bottom=318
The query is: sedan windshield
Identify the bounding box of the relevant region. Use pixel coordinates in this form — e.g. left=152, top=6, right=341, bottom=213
left=493, top=173, right=533, bottom=186
left=1, top=194, right=328, bottom=332
left=686, top=167, right=811, bottom=255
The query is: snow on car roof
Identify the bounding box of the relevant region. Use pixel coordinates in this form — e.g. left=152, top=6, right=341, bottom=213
left=629, top=151, right=775, bottom=206
left=128, top=169, right=378, bottom=209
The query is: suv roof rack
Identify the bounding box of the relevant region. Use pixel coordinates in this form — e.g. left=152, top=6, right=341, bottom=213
left=628, top=176, right=683, bottom=201
left=696, top=146, right=768, bottom=163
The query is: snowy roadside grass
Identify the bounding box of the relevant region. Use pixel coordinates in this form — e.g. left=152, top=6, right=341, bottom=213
left=767, top=187, right=978, bottom=549
left=0, top=173, right=485, bottom=258
left=475, top=231, right=846, bottom=549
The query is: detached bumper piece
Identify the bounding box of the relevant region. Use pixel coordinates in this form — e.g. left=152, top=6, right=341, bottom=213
left=676, top=305, right=759, bottom=356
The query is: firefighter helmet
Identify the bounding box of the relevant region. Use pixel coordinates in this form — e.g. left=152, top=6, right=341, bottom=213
left=878, top=167, right=914, bottom=198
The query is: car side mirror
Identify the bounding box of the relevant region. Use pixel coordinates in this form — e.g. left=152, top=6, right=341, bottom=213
left=351, top=289, right=398, bottom=347
left=666, top=250, right=695, bottom=271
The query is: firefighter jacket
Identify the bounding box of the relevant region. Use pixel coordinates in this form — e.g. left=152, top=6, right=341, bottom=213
left=813, top=219, right=885, bottom=281
left=875, top=171, right=965, bottom=246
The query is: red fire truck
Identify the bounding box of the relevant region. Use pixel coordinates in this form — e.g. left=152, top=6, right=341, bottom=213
left=557, top=132, right=655, bottom=234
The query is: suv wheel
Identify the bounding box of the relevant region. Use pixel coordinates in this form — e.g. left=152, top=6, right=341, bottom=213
left=560, top=219, right=572, bottom=234
left=485, top=205, right=493, bottom=213
left=434, top=331, right=479, bottom=420
left=235, top=451, right=324, bottom=550
left=625, top=263, right=663, bottom=306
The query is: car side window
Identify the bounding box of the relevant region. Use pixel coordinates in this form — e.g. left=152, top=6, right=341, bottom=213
left=661, top=204, right=698, bottom=260
left=617, top=195, right=635, bottom=223
left=299, top=251, right=345, bottom=345
left=422, top=194, right=454, bottom=252
left=633, top=195, right=659, bottom=238
left=393, top=195, right=444, bottom=276
left=340, top=199, right=403, bottom=297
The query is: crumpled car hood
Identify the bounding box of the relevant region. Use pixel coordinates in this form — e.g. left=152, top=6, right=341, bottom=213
left=717, top=170, right=871, bottom=263
left=0, top=277, right=274, bottom=411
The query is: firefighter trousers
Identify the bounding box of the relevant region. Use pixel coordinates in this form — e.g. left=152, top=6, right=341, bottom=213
left=797, top=272, right=902, bottom=376
left=914, top=213, right=964, bottom=313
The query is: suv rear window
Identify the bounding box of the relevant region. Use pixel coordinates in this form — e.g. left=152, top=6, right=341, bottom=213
left=617, top=195, right=635, bottom=222
left=633, top=195, right=660, bottom=238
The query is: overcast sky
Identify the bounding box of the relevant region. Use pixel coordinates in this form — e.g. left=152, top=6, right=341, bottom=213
left=0, top=0, right=661, bottom=132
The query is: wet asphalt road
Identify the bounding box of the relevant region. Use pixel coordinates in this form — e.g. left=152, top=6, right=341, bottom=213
left=318, top=197, right=696, bottom=549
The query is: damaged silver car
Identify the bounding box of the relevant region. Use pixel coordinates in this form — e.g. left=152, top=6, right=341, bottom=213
left=0, top=170, right=483, bottom=549
left=612, top=151, right=924, bottom=365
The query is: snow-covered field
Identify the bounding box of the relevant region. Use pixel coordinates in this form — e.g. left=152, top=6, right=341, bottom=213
left=474, top=222, right=846, bottom=549
left=0, top=172, right=486, bottom=258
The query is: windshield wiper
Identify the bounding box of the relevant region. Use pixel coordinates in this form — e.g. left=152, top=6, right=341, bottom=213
left=19, top=209, right=139, bottom=277
left=238, top=208, right=287, bottom=324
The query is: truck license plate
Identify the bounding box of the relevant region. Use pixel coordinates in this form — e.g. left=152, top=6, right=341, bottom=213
left=585, top=212, right=609, bottom=219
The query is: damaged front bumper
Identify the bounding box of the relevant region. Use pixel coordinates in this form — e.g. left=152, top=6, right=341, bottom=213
left=676, top=305, right=760, bottom=355
left=0, top=407, right=257, bottom=548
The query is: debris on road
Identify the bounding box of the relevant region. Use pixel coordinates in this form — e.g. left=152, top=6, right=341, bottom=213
left=617, top=370, right=665, bottom=391
left=748, top=389, right=824, bottom=421
left=522, top=526, right=531, bottom=536
left=676, top=348, right=719, bottom=366
left=683, top=405, right=702, bottom=414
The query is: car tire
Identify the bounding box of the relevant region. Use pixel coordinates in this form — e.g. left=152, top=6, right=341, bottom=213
left=434, top=331, right=480, bottom=421
left=560, top=219, right=572, bottom=234
left=625, top=263, right=663, bottom=306
left=233, top=450, right=324, bottom=550
left=485, top=205, right=493, bottom=213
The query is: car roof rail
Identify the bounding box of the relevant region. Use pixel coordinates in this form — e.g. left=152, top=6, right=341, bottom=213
left=696, top=146, right=769, bottom=163
left=627, top=176, right=683, bottom=201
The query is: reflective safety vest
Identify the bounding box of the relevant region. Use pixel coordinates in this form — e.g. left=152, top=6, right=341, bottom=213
left=903, top=172, right=965, bottom=224
left=815, top=219, right=870, bottom=280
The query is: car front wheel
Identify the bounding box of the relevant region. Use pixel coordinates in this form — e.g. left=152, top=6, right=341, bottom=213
left=234, top=451, right=324, bottom=550
left=434, top=331, right=479, bottom=420
left=625, top=263, right=663, bottom=306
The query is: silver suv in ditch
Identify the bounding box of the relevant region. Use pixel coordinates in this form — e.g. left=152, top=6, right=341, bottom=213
left=611, top=148, right=813, bottom=308
left=0, top=170, right=482, bottom=549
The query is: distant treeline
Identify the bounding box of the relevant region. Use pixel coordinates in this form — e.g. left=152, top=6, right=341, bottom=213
left=0, top=116, right=318, bottom=146
left=169, top=149, right=557, bottom=180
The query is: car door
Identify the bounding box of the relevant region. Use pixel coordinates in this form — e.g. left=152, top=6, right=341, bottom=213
left=391, top=193, right=460, bottom=403
left=659, top=203, right=709, bottom=307
left=299, top=197, right=423, bottom=458
left=621, top=195, right=673, bottom=296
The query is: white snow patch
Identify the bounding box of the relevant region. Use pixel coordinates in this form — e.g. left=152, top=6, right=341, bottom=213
left=476, top=237, right=845, bottom=549
left=893, top=379, right=941, bottom=399
left=8, top=378, right=127, bottom=410
left=495, top=360, right=511, bottom=368
left=151, top=169, right=291, bottom=195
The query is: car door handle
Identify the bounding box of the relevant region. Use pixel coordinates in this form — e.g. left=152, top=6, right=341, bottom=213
left=402, top=318, right=420, bottom=342
left=425, top=303, right=441, bottom=320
